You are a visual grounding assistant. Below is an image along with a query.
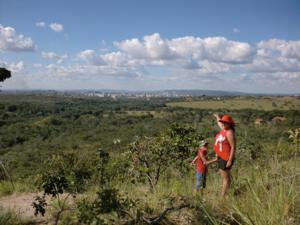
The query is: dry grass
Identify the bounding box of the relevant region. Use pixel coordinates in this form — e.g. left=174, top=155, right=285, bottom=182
left=167, top=97, right=300, bottom=111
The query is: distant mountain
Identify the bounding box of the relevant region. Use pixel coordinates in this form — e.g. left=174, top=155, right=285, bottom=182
left=1, top=89, right=298, bottom=97
left=160, top=89, right=249, bottom=96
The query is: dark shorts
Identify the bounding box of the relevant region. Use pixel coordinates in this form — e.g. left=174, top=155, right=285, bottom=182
left=218, top=157, right=234, bottom=170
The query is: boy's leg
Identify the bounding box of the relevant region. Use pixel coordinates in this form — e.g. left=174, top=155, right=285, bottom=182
left=200, top=172, right=206, bottom=195
left=202, top=172, right=207, bottom=188
left=196, top=171, right=202, bottom=192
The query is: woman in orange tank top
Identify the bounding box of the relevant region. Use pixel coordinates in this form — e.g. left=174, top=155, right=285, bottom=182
left=208, top=114, right=236, bottom=198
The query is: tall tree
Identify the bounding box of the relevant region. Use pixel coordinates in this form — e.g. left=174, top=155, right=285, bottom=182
left=0, top=67, right=11, bottom=82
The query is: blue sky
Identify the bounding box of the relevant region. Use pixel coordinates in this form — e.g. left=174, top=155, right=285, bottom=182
left=1, top=0, right=300, bottom=93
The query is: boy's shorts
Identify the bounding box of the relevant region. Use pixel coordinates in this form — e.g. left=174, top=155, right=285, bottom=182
left=217, top=157, right=234, bottom=170
left=196, top=171, right=207, bottom=190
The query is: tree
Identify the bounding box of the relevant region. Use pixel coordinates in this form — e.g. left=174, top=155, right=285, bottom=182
left=32, top=151, right=93, bottom=224
left=0, top=67, right=13, bottom=184
left=128, top=123, right=203, bottom=191
left=0, top=67, right=11, bottom=83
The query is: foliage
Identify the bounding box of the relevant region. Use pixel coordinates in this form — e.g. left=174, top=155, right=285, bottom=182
left=0, top=68, right=11, bottom=83
left=128, top=123, right=203, bottom=190
left=77, top=188, right=137, bottom=225
left=32, top=151, right=93, bottom=221
left=288, top=128, right=300, bottom=154
left=0, top=94, right=299, bottom=224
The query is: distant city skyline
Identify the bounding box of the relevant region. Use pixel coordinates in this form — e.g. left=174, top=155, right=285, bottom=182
left=1, top=0, right=300, bottom=93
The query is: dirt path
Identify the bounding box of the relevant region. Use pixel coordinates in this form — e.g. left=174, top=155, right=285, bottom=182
left=0, top=192, right=46, bottom=221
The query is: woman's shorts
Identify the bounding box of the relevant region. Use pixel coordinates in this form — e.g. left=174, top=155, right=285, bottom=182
left=217, top=157, right=234, bottom=170
left=196, top=171, right=207, bottom=190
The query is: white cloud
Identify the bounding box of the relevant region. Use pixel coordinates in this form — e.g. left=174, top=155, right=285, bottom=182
left=247, top=39, right=300, bottom=73
left=36, top=21, right=46, bottom=27
left=49, top=23, right=64, bottom=32
left=257, top=39, right=300, bottom=59
left=102, top=51, right=128, bottom=66
left=74, top=35, right=300, bottom=86
left=0, top=24, right=36, bottom=52
left=0, top=60, right=25, bottom=73
left=4, top=33, right=300, bottom=93
left=42, top=52, right=59, bottom=59
left=78, top=49, right=105, bottom=66
left=115, top=34, right=253, bottom=66
left=41, top=51, right=68, bottom=63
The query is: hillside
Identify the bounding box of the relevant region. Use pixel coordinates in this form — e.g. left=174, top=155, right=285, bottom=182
left=0, top=94, right=299, bottom=225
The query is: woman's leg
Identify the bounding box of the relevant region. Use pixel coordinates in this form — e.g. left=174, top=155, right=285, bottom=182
left=219, top=169, right=231, bottom=197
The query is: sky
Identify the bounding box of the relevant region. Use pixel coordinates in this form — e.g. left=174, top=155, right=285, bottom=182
left=0, top=0, right=300, bottom=93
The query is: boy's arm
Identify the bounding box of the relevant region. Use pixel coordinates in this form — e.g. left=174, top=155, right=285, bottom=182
left=199, top=154, right=208, bottom=165
left=191, top=156, right=198, bottom=164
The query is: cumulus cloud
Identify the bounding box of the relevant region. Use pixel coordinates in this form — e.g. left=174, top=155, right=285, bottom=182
left=0, top=60, right=25, bottom=73
left=41, top=51, right=68, bottom=63
left=116, top=33, right=176, bottom=61
left=0, top=24, right=36, bottom=52
left=7, top=33, right=297, bottom=92
left=247, top=39, right=300, bottom=73
left=257, top=39, right=300, bottom=59
left=74, top=34, right=300, bottom=83
left=36, top=21, right=46, bottom=27
left=115, top=34, right=253, bottom=66
left=78, top=49, right=105, bottom=66
left=49, top=23, right=64, bottom=32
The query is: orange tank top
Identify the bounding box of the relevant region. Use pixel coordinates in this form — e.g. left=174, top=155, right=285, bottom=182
left=214, top=129, right=231, bottom=161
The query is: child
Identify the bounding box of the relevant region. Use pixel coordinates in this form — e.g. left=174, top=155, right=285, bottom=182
left=191, top=140, right=209, bottom=193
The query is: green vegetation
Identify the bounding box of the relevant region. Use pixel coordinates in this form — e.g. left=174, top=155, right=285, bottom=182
left=0, top=94, right=299, bottom=224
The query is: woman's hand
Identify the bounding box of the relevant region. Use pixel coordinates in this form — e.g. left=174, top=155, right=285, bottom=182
left=213, top=113, right=220, bottom=119
left=226, top=160, right=232, bottom=168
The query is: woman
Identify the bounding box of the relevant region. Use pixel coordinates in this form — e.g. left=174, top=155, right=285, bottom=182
left=210, top=114, right=236, bottom=197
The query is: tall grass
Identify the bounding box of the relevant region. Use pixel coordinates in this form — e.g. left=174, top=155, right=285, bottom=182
left=0, top=180, right=36, bottom=197
left=117, top=155, right=299, bottom=225
left=0, top=208, right=34, bottom=225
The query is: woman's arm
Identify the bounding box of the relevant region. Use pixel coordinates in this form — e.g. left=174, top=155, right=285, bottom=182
left=213, top=113, right=223, bottom=129
left=226, top=130, right=236, bottom=168
left=205, top=157, right=218, bottom=165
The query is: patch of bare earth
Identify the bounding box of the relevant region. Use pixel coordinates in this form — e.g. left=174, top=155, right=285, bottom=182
left=0, top=192, right=48, bottom=223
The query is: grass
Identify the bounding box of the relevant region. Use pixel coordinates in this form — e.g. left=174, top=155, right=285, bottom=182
left=0, top=180, right=37, bottom=197
left=0, top=208, right=35, bottom=225
left=116, top=155, right=299, bottom=225
left=2, top=156, right=297, bottom=225
left=167, top=97, right=300, bottom=111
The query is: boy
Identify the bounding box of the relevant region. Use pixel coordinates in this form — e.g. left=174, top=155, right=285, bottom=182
left=191, top=140, right=209, bottom=193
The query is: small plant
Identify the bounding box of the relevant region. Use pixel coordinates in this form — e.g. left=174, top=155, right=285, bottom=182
left=288, top=128, right=300, bottom=154
left=32, top=151, right=93, bottom=224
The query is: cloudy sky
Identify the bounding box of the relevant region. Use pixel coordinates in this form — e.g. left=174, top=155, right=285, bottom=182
left=1, top=0, right=300, bottom=93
